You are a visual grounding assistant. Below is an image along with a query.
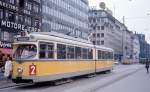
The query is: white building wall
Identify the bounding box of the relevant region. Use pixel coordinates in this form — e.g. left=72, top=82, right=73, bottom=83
left=89, top=9, right=135, bottom=63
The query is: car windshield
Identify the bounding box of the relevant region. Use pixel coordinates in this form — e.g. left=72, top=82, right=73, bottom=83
left=14, top=44, right=37, bottom=60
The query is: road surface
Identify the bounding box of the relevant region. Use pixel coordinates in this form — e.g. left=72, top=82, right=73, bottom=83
left=0, top=64, right=145, bottom=92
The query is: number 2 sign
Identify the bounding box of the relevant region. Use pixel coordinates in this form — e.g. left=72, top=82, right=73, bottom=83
left=29, top=64, right=36, bottom=75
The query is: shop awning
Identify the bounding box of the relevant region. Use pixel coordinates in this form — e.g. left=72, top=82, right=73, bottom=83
left=0, top=48, right=13, bottom=55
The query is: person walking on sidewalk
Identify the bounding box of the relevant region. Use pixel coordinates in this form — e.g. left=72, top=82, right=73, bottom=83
left=145, top=59, right=149, bottom=74
left=4, top=57, right=12, bottom=79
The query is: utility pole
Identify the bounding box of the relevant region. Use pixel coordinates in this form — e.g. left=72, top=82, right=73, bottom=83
left=123, top=16, right=125, bottom=24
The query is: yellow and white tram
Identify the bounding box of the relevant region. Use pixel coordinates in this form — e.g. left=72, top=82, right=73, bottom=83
left=12, top=32, right=114, bottom=83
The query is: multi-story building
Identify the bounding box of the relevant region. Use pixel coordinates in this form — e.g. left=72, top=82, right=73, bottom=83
left=132, top=33, right=140, bottom=63
left=0, top=0, right=42, bottom=66
left=89, top=9, right=134, bottom=63
left=42, top=0, right=89, bottom=39
left=137, top=34, right=150, bottom=62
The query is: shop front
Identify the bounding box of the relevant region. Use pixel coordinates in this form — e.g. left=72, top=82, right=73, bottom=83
left=0, top=41, right=12, bottom=67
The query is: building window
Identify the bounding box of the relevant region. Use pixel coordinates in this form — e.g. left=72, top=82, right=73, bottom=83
left=94, top=12, right=97, bottom=15
left=97, top=41, right=100, bottom=45
left=101, top=26, right=104, bottom=30
left=97, top=33, right=100, bottom=37
left=101, top=33, right=104, bottom=37
left=0, top=29, right=1, bottom=40
left=25, top=1, right=32, bottom=10
left=93, top=26, right=96, bottom=30
left=101, top=41, right=104, bottom=45
left=18, top=15, right=24, bottom=23
left=33, top=4, right=39, bottom=13
left=8, top=0, right=15, bottom=4
left=93, top=41, right=95, bottom=45
left=19, top=0, right=25, bottom=7
left=93, top=18, right=96, bottom=22
left=101, top=18, right=104, bottom=23
left=34, top=19, right=39, bottom=27
left=93, top=33, right=96, bottom=37
left=97, top=26, right=100, bottom=30
left=0, top=9, right=3, bottom=19
left=3, top=31, right=9, bottom=41
left=6, top=11, right=15, bottom=22
left=97, top=18, right=100, bottom=22
left=25, top=16, right=31, bottom=25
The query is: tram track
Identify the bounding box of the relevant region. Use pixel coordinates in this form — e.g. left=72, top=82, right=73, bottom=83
left=0, top=65, right=142, bottom=91
left=0, top=83, right=32, bottom=90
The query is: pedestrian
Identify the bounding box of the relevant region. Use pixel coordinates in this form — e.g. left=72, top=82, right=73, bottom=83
left=145, top=59, right=149, bottom=74
left=4, top=57, right=12, bottom=80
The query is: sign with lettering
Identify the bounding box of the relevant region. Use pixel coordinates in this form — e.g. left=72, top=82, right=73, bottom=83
left=29, top=64, right=36, bottom=75
left=0, top=41, right=12, bottom=48
left=17, top=37, right=29, bottom=41
left=0, top=1, right=18, bottom=11
left=1, top=20, right=40, bottom=32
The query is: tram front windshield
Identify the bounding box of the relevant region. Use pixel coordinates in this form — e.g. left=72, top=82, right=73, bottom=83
left=14, top=44, right=37, bottom=60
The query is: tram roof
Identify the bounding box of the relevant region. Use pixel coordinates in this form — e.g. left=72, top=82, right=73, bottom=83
left=30, top=32, right=113, bottom=52
left=14, top=32, right=114, bottom=52
left=30, top=32, right=91, bottom=44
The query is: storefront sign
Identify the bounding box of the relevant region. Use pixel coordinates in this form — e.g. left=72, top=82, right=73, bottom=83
left=1, top=20, right=25, bottom=31
left=1, top=20, right=40, bottom=32
left=0, top=41, right=12, bottom=48
left=0, top=1, right=18, bottom=11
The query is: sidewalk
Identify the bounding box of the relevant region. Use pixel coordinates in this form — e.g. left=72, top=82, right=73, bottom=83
left=0, top=69, right=16, bottom=88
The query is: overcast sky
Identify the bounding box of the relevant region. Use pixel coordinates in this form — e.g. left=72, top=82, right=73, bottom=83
left=88, top=0, right=150, bottom=43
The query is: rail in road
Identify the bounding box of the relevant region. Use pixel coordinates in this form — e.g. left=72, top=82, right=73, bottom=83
left=0, top=64, right=143, bottom=91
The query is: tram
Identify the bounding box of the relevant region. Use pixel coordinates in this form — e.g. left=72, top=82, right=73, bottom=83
left=12, top=32, right=114, bottom=83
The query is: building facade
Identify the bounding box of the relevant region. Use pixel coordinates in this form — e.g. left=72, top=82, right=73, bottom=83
left=89, top=9, right=134, bottom=63
left=0, top=0, right=41, bottom=66
left=42, top=0, right=89, bottom=39
left=132, top=33, right=140, bottom=63
left=137, top=34, right=150, bottom=62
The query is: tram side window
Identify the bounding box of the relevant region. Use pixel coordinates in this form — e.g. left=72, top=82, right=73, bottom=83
left=57, top=44, right=66, bottom=59
left=88, top=49, right=93, bottom=59
left=110, top=52, right=113, bottom=59
left=39, top=43, right=54, bottom=59
left=67, top=46, right=75, bottom=59
left=98, top=50, right=102, bottom=59
left=101, top=51, right=105, bottom=59
left=108, top=52, right=113, bottom=59
left=82, top=48, right=88, bottom=59
left=39, top=44, right=46, bottom=58
left=75, top=47, right=81, bottom=59
left=48, top=44, right=54, bottom=58
left=105, top=52, right=109, bottom=59
left=39, top=44, right=47, bottom=58
left=107, top=52, right=110, bottom=59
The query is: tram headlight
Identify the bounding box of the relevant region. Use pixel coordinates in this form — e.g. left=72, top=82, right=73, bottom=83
left=17, top=67, right=23, bottom=74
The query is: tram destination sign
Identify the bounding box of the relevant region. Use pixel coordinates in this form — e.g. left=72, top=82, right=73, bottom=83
left=17, top=37, right=29, bottom=41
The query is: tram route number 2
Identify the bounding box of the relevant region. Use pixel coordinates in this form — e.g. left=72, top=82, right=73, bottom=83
left=29, top=64, right=36, bottom=75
